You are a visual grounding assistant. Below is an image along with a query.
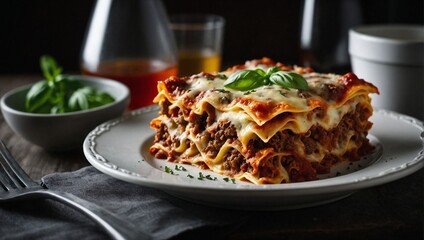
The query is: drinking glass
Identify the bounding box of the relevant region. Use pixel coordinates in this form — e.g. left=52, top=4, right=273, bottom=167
left=80, top=0, right=177, bottom=109
left=170, top=14, right=225, bottom=76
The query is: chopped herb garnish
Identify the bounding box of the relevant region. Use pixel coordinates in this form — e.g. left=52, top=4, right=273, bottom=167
left=278, top=90, right=286, bottom=96
left=222, top=178, right=236, bottom=183
left=174, top=165, right=187, bottom=171
left=214, top=89, right=231, bottom=94
left=205, top=175, right=217, bottom=181
left=187, top=174, right=194, bottom=179
left=216, top=74, right=228, bottom=80
left=219, top=96, right=230, bottom=104
left=198, top=172, right=205, bottom=180
left=165, top=166, right=173, bottom=174
left=243, top=89, right=256, bottom=95
left=207, top=77, right=215, bottom=81
left=165, top=166, right=178, bottom=175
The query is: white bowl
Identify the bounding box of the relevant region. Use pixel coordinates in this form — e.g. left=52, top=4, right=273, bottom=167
left=349, top=24, right=424, bottom=119
left=1, top=76, right=130, bottom=151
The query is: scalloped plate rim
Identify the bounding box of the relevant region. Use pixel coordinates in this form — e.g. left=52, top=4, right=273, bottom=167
left=83, top=107, right=424, bottom=195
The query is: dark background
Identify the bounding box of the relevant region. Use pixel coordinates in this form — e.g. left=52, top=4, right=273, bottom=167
left=0, top=0, right=422, bottom=75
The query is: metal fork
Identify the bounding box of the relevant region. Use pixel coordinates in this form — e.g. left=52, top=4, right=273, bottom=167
left=0, top=140, right=151, bottom=240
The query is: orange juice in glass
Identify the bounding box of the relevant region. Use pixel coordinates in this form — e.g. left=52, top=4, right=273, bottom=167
left=177, top=49, right=221, bottom=76
left=171, top=14, right=225, bottom=76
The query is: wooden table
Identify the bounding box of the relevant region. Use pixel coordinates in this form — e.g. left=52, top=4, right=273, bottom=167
left=1, top=75, right=423, bottom=239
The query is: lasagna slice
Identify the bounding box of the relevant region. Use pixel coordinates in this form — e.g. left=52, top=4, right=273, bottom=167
left=149, top=58, right=379, bottom=184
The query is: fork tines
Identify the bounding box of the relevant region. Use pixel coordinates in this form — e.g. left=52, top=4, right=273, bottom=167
left=0, top=140, right=37, bottom=191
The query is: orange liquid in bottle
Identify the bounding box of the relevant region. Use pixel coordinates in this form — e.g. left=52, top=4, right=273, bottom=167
left=81, top=59, right=177, bottom=110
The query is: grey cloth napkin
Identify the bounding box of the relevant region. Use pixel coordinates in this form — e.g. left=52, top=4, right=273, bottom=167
left=0, top=166, right=248, bottom=240
left=1, top=166, right=422, bottom=240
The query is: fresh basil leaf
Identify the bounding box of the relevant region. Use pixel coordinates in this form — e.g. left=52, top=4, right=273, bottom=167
left=253, top=68, right=267, bottom=77
left=223, top=70, right=265, bottom=91
left=50, top=103, right=66, bottom=114
left=68, top=87, right=91, bottom=111
left=269, top=71, right=309, bottom=90
left=25, top=81, right=54, bottom=112
left=40, top=55, right=62, bottom=82
left=69, top=86, right=115, bottom=111
left=266, top=66, right=282, bottom=75
left=34, top=102, right=56, bottom=114
left=26, top=55, right=116, bottom=114
left=224, top=67, right=309, bottom=93
left=60, top=78, right=84, bottom=96
left=87, top=91, right=115, bottom=108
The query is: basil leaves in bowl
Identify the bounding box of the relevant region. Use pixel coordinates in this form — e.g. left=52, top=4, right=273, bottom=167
left=1, top=55, right=130, bottom=151
left=1, top=75, right=129, bottom=151
left=26, top=55, right=118, bottom=114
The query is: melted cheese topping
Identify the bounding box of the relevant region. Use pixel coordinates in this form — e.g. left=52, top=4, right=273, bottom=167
left=151, top=59, right=378, bottom=184
left=155, top=64, right=376, bottom=147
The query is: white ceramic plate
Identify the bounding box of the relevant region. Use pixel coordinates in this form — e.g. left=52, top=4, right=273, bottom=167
left=83, top=106, right=424, bottom=210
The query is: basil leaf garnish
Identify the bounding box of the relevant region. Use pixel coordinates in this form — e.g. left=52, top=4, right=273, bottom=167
left=269, top=71, right=309, bottom=90
left=266, top=66, right=282, bottom=75
left=223, top=69, right=267, bottom=91
left=223, top=67, right=309, bottom=92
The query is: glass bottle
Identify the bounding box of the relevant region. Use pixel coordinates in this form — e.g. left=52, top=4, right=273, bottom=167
left=300, top=0, right=362, bottom=73
left=80, top=0, right=177, bottom=109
